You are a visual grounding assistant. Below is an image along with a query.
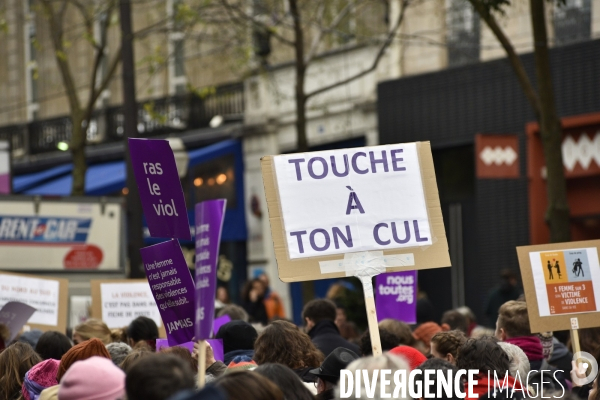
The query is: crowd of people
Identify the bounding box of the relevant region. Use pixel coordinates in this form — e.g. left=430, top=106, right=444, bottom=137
left=0, top=282, right=599, bottom=400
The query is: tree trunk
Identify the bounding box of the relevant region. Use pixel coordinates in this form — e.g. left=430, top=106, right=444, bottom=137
left=71, top=114, right=87, bottom=196
left=530, top=0, right=570, bottom=242
left=289, top=0, right=308, bottom=153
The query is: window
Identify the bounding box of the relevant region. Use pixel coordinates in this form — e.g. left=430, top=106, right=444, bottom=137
left=446, top=0, right=480, bottom=67
left=554, top=0, right=591, bottom=46
left=174, top=39, right=185, bottom=77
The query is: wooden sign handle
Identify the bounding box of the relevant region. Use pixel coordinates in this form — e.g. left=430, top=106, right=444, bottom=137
left=197, top=340, right=206, bottom=388
left=571, top=328, right=581, bottom=356
left=361, top=277, right=382, bottom=356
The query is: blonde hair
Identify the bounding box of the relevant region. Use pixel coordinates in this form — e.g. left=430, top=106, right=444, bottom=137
left=73, top=318, right=114, bottom=344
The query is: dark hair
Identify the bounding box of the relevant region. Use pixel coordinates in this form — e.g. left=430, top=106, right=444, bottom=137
left=0, top=342, right=42, bottom=400
left=35, top=331, right=72, bottom=360
left=241, top=279, right=265, bottom=303
left=119, top=348, right=153, bottom=373
left=160, top=346, right=198, bottom=373
left=127, top=316, right=159, bottom=349
left=578, top=327, right=600, bottom=361
left=125, top=354, right=195, bottom=400
left=302, top=299, right=337, bottom=324
left=214, top=370, right=284, bottom=400
left=359, top=329, right=400, bottom=356
left=456, top=337, right=510, bottom=377
left=254, top=320, right=324, bottom=369
left=441, top=311, right=469, bottom=333
left=497, top=301, right=530, bottom=338
left=414, top=358, right=462, bottom=400
left=254, top=364, right=315, bottom=400
left=431, top=330, right=467, bottom=360
left=378, top=319, right=415, bottom=346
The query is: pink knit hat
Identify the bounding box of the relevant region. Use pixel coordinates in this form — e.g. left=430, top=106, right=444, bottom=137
left=22, top=359, right=60, bottom=400
left=58, top=356, right=125, bottom=400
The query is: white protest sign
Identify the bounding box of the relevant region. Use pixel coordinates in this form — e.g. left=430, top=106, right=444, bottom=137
left=98, top=282, right=162, bottom=329
left=273, top=143, right=431, bottom=259
left=0, top=274, right=60, bottom=326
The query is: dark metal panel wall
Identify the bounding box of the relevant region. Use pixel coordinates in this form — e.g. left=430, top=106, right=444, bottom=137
left=377, top=39, right=600, bottom=325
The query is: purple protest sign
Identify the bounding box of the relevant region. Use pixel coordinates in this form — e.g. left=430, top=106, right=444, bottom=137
left=195, top=199, right=226, bottom=340
left=0, top=302, right=36, bottom=341
left=213, top=314, right=231, bottom=336
left=375, top=271, right=417, bottom=324
left=155, top=338, right=224, bottom=362
left=128, top=138, right=191, bottom=240
left=141, top=239, right=196, bottom=345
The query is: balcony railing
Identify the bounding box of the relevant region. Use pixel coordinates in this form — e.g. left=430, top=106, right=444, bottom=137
left=0, top=82, right=244, bottom=157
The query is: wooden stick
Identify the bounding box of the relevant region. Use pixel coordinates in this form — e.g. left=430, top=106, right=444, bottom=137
left=197, top=340, right=206, bottom=388
left=571, top=328, right=581, bottom=356
left=361, top=277, right=382, bottom=356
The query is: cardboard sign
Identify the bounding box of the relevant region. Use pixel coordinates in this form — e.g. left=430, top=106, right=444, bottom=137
left=128, top=138, right=191, bottom=240
left=195, top=199, right=226, bottom=340
left=90, top=279, right=165, bottom=337
left=156, top=338, right=224, bottom=362
left=141, top=239, right=196, bottom=345
left=375, top=271, right=417, bottom=324
left=0, top=302, right=36, bottom=341
left=0, top=272, right=68, bottom=332
left=261, top=142, right=450, bottom=281
left=517, top=240, right=600, bottom=333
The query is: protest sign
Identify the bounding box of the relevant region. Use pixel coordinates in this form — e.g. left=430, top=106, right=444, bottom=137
left=261, top=142, right=450, bottom=355
left=156, top=338, right=224, bottom=362
left=517, top=239, right=600, bottom=333
left=128, top=138, right=191, bottom=240
left=194, top=199, right=226, bottom=340
left=375, top=271, right=417, bottom=324
left=141, top=239, right=196, bottom=345
left=0, top=302, right=36, bottom=341
left=90, top=279, right=166, bottom=337
left=0, top=272, right=68, bottom=332
left=261, top=142, right=450, bottom=282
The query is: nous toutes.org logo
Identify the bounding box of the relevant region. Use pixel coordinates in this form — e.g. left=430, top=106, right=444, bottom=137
left=572, top=351, right=598, bottom=386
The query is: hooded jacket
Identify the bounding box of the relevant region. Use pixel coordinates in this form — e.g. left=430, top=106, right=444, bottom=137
left=308, top=320, right=360, bottom=357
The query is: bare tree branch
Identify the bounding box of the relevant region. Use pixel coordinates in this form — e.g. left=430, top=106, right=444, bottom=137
left=467, top=0, right=541, bottom=119
left=306, top=0, right=408, bottom=100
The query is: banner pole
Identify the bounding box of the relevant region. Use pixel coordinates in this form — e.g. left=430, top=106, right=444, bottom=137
left=360, top=276, right=382, bottom=356
left=571, top=328, right=581, bottom=356
left=197, top=340, right=206, bottom=388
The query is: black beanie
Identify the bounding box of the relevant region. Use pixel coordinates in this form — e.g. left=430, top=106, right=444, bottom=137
left=215, top=320, right=258, bottom=354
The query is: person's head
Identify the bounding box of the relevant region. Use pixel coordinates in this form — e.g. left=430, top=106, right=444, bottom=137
left=496, top=301, right=530, bottom=340
left=217, top=286, right=230, bottom=304
left=378, top=319, right=415, bottom=346
left=160, top=346, right=198, bottom=373
left=412, top=322, right=443, bottom=355
left=455, top=337, right=510, bottom=378
left=58, top=356, right=125, bottom=400
left=216, top=320, right=258, bottom=354
left=335, top=304, right=347, bottom=327
left=500, top=269, right=518, bottom=287
left=498, top=342, right=530, bottom=379
left=389, top=346, right=428, bottom=370
left=119, top=348, right=152, bottom=372
left=360, top=329, right=401, bottom=356
left=242, top=279, right=266, bottom=301
left=73, top=319, right=113, bottom=345
left=578, top=327, right=600, bottom=357
left=441, top=311, right=468, bottom=333
left=258, top=273, right=270, bottom=288
left=21, top=358, right=59, bottom=400
left=413, top=358, right=461, bottom=400
left=0, top=342, right=42, bottom=400
left=214, top=370, right=283, bottom=400
left=302, top=299, right=337, bottom=330
left=455, top=306, right=477, bottom=326
left=126, top=353, right=195, bottom=400
left=430, top=330, right=467, bottom=364
left=106, top=342, right=132, bottom=366
left=309, top=347, right=360, bottom=393
left=57, top=337, right=111, bottom=381
left=336, top=353, right=411, bottom=400
left=35, top=331, right=72, bottom=360
left=217, top=304, right=250, bottom=322
left=127, top=316, right=159, bottom=350
left=254, top=320, right=324, bottom=369
left=254, top=364, right=314, bottom=400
